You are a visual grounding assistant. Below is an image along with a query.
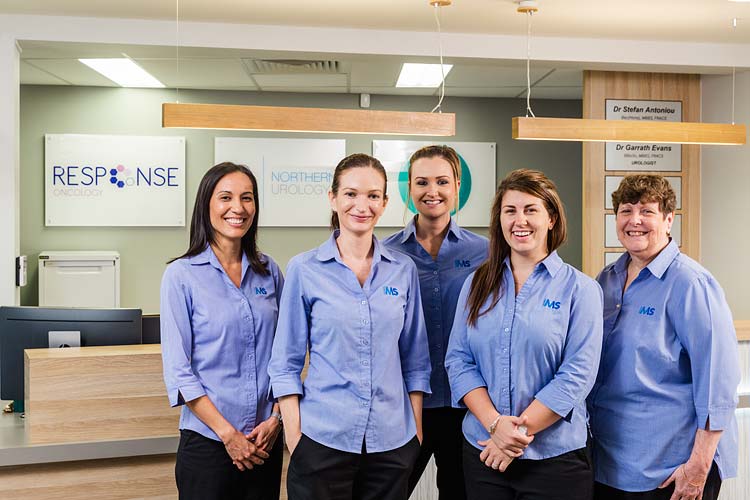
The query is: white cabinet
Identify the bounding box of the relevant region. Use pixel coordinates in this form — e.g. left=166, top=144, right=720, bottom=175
left=38, top=251, right=120, bottom=308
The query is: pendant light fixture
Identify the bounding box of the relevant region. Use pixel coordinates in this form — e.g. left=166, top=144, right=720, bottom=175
left=511, top=1, right=746, bottom=145
left=162, top=1, right=455, bottom=136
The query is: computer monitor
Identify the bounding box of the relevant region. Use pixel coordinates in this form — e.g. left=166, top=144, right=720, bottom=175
left=0, top=306, right=142, bottom=401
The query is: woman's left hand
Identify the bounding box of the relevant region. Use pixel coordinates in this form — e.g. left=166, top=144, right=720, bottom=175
left=477, top=438, right=516, bottom=472
left=246, top=416, right=281, bottom=452
left=658, top=460, right=707, bottom=500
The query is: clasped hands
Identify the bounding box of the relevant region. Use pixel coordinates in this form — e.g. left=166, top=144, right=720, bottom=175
left=223, top=416, right=282, bottom=471
left=478, top=415, right=534, bottom=472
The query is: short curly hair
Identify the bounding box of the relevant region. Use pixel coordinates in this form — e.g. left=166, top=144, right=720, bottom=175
left=611, top=174, right=676, bottom=215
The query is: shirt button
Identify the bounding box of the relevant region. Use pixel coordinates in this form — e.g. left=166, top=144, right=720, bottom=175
left=361, top=300, right=367, bottom=305
left=436, top=324, right=441, bottom=329
left=361, top=401, right=368, bottom=407
left=362, top=339, right=369, bottom=345
left=502, top=348, right=508, bottom=353
left=502, top=389, right=508, bottom=393
left=503, top=368, right=508, bottom=373
left=504, top=328, right=509, bottom=333
left=362, top=319, right=369, bottom=325
left=616, top=304, right=621, bottom=308
left=433, top=271, right=438, bottom=275
left=362, top=360, right=369, bottom=366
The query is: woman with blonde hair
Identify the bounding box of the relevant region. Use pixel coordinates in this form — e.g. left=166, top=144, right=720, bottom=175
left=384, top=145, right=488, bottom=499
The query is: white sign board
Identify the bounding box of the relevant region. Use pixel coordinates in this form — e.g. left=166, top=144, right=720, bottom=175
left=45, top=134, right=185, bottom=226
left=214, top=138, right=345, bottom=227
left=372, top=141, right=496, bottom=227
left=605, top=99, right=682, bottom=171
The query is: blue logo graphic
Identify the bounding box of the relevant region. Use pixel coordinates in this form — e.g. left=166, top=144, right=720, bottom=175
left=639, top=306, right=655, bottom=316
left=397, top=150, right=473, bottom=215
left=383, top=286, right=399, bottom=296
left=543, top=298, right=561, bottom=310
left=109, top=165, right=126, bottom=189
left=454, top=259, right=471, bottom=268
left=255, top=287, right=268, bottom=295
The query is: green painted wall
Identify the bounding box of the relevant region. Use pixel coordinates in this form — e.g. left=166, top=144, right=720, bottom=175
left=20, top=85, right=582, bottom=313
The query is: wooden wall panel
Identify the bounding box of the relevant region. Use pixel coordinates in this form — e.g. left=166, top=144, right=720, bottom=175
left=582, top=71, right=701, bottom=276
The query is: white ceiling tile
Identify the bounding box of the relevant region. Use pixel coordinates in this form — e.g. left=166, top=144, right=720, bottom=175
left=528, top=87, right=583, bottom=99
left=20, top=61, right=70, bottom=85
left=535, top=69, right=584, bottom=87
left=445, top=65, right=554, bottom=88
left=135, top=58, right=257, bottom=89
left=253, top=73, right=348, bottom=89
left=24, top=59, right=118, bottom=86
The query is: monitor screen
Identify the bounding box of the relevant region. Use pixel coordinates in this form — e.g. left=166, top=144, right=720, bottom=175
left=0, top=306, right=142, bottom=401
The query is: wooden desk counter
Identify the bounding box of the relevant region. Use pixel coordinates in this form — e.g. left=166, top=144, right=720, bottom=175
left=24, top=344, right=179, bottom=445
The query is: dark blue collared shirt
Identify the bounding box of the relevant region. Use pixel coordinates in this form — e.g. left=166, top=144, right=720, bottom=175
left=589, top=241, right=740, bottom=491
left=446, top=252, right=603, bottom=459
left=268, top=232, right=431, bottom=453
left=160, top=245, right=283, bottom=441
left=383, top=217, right=488, bottom=408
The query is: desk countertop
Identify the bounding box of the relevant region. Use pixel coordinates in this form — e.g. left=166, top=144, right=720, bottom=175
left=0, top=406, right=177, bottom=467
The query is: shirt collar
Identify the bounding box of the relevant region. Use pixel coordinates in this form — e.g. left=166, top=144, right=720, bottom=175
left=188, top=244, right=249, bottom=276
left=316, top=230, right=396, bottom=264
left=501, top=250, right=563, bottom=277
left=399, top=215, right=463, bottom=244
left=645, top=239, right=680, bottom=279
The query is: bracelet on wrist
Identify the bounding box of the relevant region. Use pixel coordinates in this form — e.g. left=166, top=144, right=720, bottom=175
left=270, top=411, right=283, bottom=425
left=488, top=414, right=502, bottom=435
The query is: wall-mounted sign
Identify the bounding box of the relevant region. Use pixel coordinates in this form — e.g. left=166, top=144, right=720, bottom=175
left=372, top=141, right=496, bottom=227
left=605, top=99, right=682, bottom=172
left=45, top=134, right=185, bottom=226
left=214, top=138, right=345, bottom=227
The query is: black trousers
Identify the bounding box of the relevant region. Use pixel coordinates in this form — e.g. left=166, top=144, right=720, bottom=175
left=594, top=462, right=722, bottom=500
left=175, top=429, right=283, bottom=500
left=287, top=434, right=421, bottom=500
left=407, top=407, right=467, bottom=500
left=462, top=437, right=593, bottom=500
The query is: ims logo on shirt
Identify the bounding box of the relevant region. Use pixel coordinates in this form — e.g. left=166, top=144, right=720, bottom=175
left=639, top=306, right=655, bottom=316
left=454, top=259, right=471, bottom=268
left=543, top=298, right=561, bottom=310
left=383, top=286, right=399, bottom=296
left=255, top=287, right=267, bottom=295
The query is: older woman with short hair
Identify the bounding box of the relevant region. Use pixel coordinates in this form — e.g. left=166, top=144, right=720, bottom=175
left=588, top=174, right=740, bottom=500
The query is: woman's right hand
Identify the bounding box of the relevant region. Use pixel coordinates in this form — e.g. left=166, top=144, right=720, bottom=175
left=222, top=428, right=269, bottom=471
left=285, top=428, right=303, bottom=455
left=489, top=415, right=534, bottom=456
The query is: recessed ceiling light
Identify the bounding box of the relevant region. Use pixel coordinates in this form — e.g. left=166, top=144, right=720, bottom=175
left=79, top=58, right=165, bottom=88
left=396, top=63, right=453, bottom=88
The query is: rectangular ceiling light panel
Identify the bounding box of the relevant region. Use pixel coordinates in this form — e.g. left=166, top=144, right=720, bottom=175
left=79, top=58, right=165, bottom=88
left=396, top=63, right=453, bottom=88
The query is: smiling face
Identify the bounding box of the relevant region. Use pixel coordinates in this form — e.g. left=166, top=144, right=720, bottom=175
left=208, top=171, right=256, bottom=246
left=616, top=200, right=673, bottom=262
left=500, top=189, right=554, bottom=261
left=409, top=156, right=459, bottom=222
left=329, top=166, right=388, bottom=236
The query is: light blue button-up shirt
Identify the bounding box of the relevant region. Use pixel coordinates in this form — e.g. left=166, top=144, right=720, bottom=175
left=383, top=217, right=488, bottom=408
left=446, top=252, right=603, bottom=459
left=268, top=232, right=431, bottom=454
left=160, top=245, right=283, bottom=442
left=588, top=240, right=740, bottom=491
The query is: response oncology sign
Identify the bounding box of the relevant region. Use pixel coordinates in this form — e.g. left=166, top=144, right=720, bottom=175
left=45, top=134, right=186, bottom=226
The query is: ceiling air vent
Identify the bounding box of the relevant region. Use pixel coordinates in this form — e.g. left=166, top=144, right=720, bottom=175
left=243, top=59, right=342, bottom=74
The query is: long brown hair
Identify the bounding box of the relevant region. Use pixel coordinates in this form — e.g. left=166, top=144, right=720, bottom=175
left=329, top=153, right=388, bottom=230
left=466, top=169, right=567, bottom=326
left=170, top=162, right=268, bottom=275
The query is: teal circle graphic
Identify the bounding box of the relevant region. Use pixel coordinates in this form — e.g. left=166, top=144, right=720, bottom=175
left=397, top=153, right=473, bottom=215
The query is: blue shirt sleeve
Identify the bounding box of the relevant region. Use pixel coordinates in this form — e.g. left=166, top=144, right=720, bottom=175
left=160, top=263, right=207, bottom=407
left=398, top=261, right=431, bottom=394
left=268, top=258, right=309, bottom=400
left=445, top=274, right=488, bottom=407
left=672, top=275, right=740, bottom=431
left=534, top=277, right=603, bottom=420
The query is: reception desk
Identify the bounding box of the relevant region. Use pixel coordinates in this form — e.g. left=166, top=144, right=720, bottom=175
left=0, top=344, right=179, bottom=499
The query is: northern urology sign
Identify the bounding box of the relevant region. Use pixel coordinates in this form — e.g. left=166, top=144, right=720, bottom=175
left=373, top=141, right=495, bottom=227
left=45, top=134, right=186, bottom=226
left=214, top=137, right=345, bottom=227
